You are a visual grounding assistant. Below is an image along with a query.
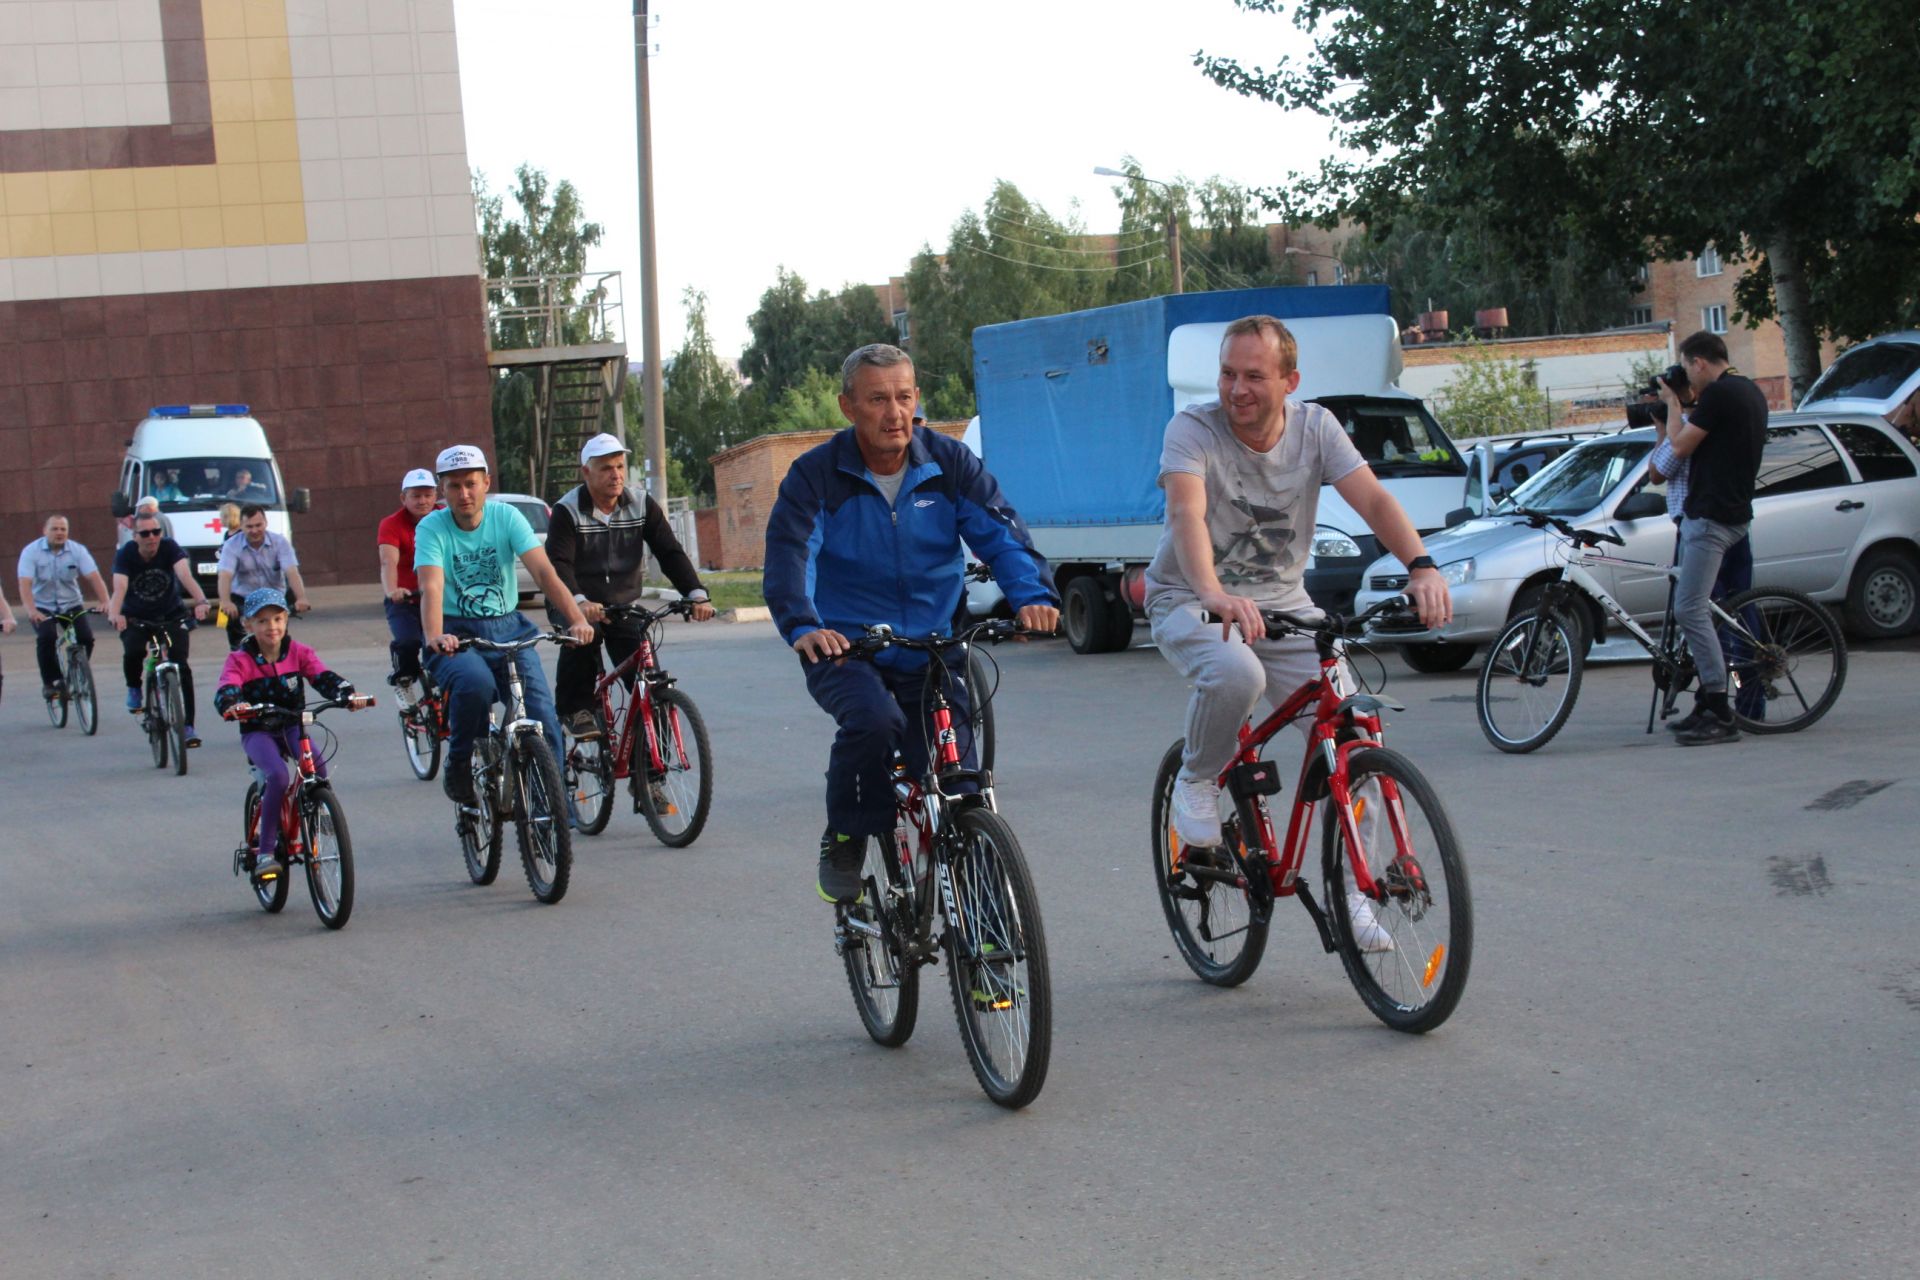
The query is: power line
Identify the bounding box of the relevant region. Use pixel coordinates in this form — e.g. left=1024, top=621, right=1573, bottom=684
left=981, top=228, right=1170, bottom=260
left=953, top=243, right=1167, bottom=273
left=982, top=210, right=1157, bottom=248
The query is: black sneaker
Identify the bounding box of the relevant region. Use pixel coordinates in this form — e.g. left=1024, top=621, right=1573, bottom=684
left=816, top=829, right=867, bottom=904
left=443, top=756, right=477, bottom=805
left=42, top=682, right=62, bottom=701
left=1665, top=705, right=1708, bottom=734
left=1675, top=711, right=1741, bottom=746
left=565, top=709, right=602, bottom=741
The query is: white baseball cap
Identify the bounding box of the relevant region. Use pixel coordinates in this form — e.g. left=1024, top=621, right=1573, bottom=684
left=579, top=432, right=630, bottom=465
left=434, top=444, right=489, bottom=475
left=401, top=468, right=435, bottom=490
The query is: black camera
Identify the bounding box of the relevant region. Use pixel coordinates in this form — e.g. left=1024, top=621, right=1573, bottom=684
left=1624, top=364, right=1689, bottom=427
left=1652, top=363, right=1688, bottom=395
left=1625, top=399, right=1666, bottom=428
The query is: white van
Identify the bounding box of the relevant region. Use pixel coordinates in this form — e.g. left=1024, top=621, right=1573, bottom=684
left=111, top=404, right=309, bottom=589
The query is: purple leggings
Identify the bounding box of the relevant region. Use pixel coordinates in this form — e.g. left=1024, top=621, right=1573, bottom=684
left=244, top=726, right=325, bottom=862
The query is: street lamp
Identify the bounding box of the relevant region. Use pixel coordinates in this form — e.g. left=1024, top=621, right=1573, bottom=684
left=1283, top=244, right=1346, bottom=285
left=1094, top=165, right=1183, bottom=294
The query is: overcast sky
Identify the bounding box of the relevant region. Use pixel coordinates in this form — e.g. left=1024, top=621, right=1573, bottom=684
left=452, top=0, right=1335, bottom=358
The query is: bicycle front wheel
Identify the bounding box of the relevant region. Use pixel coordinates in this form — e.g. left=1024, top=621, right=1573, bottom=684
left=46, top=668, right=69, bottom=728
left=513, top=734, right=573, bottom=904
left=243, top=782, right=289, bottom=913
left=71, top=654, right=97, bottom=736
left=303, top=785, right=355, bottom=930
left=1477, top=609, right=1584, bottom=753
left=459, top=750, right=503, bottom=885
left=1721, top=587, right=1847, bottom=734
left=398, top=691, right=440, bottom=781
left=842, top=816, right=921, bottom=1047
left=565, top=719, right=615, bottom=837
left=965, top=645, right=996, bottom=774
left=942, top=807, right=1052, bottom=1109
left=162, top=669, right=188, bottom=776
left=1321, top=748, right=1472, bottom=1034
left=1150, top=740, right=1268, bottom=986
left=639, top=687, right=713, bottom=848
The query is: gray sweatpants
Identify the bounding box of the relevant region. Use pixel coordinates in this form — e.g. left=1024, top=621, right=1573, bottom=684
left=1675, top=516, right=1750, bottom=694
left=1149, top=596, right=1346, bottom=781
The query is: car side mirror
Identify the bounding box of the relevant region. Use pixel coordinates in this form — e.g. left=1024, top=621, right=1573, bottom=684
left=1444, top=506, right=1474, bottom=528
left=1614, top=490, right=1666, bottom=521
left=289, top=488, right=311, bottom=514
left=110, top=490, right=134, bottom=518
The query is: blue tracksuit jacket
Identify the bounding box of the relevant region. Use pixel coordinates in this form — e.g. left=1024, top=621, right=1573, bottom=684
left=764, top=427, right=1057, bottom=663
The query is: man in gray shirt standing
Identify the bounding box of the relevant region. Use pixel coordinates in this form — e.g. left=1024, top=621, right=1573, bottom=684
left=17, top=514, right=111, bottom=700
left=1146, top=315, right=1452, bottom=952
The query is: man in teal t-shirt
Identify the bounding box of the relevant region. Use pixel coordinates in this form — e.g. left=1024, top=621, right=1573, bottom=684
left=414, top=444, right=593, bottom=805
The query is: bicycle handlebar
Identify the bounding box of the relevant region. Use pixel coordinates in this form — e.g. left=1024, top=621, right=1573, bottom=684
left=844, top=617, right=1045, bottom=660
left=455, top=631, right=577, bottom=653
left=223, top=695, right=375, bottom=723
left=1204, top=593, right=1414, bottom=640
left=601, top=598, right=703, bottom=626
left=1507, top=506, right=1625, bottom=548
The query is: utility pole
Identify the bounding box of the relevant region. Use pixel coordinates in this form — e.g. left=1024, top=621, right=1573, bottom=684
left=1167, top=203, right=1183, bottom=295
left=633, top=0, right=667, bottom=504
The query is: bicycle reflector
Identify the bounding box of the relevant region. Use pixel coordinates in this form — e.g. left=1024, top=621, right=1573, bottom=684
left=1422, top=946, right=1446, bottom=989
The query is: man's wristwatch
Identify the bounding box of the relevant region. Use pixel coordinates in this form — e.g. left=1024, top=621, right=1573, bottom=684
left=1407, top=555, right=1438, bottom=572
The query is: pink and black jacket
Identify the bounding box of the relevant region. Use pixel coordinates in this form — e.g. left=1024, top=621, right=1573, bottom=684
left=213, top=636, right=355, bottom=735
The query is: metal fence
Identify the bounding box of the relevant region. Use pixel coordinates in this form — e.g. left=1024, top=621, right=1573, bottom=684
left=484, top=272, right=624, bottom=352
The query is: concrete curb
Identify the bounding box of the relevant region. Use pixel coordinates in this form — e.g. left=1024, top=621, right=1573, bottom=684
left=722, top=606, right=772, bottom=623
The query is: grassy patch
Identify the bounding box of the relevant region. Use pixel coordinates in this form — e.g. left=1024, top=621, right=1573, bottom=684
left=651, top=570, right=763, bottom=613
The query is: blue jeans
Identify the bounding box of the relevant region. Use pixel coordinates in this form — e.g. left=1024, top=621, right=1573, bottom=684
left=1675, top=517, right=1751, bottom=694
left=384, top=597, right=425, bottom=682
left=802, top=650, right=977, bottom=839
left=425, top=613, right=562, bottom=759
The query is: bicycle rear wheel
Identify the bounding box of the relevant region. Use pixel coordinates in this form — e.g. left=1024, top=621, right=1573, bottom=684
left=303, top=785, right=355, bottom=930
left=46, top=662, right=68, bottom=728
left=1150, top=740, right=1268, bottom=986
left=842, top=816, right=921, bottom=1047
left=459, top=750, right=503, bottom=885
left=943, top=806, right=1051, bottom=1109
left=243, top=782, right=289, bottom=913
left=162, top=669, right=188, bottom=776
left=514, top=734, right=572, bottom=904
left=71, top=653, right=97, bottom=736
left=1477, top=609, right=1583, bottom=753
left=1321, top=747, right=1472, bottom=1034
left=398, top=687, right=440, bottom=781
left=638, top=687, right=713, bottom=848
left=1721, top=587, right=1847, bottom=734
left=565, top=718, right=615, bottom=836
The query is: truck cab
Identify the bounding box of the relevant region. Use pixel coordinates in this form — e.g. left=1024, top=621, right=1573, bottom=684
left=111, top=405, right=309, bottom=590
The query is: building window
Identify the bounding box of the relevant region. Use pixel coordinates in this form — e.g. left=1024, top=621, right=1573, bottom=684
left=1633, top=263, right=1650, bottom=287
left=1696, top=245, right=1722, bottom=277
left=891, top=310, right=910, bottom=343
left=1304, top=270, right=1319, bottom=287
left=1627, top=305, right=1653, bottom=326
left=1702, top=304, right=1727, bottom=333
left=1333, top=262, right=1347, bottom=285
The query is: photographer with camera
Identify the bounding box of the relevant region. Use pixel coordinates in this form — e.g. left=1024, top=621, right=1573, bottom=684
left=1644, top=361, right=1754, bottom=625
left=1643, top=331, right=1767, bottom=745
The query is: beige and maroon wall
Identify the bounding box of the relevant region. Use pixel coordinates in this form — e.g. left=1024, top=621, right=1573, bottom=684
left=0, top=0, right=491, bottom=584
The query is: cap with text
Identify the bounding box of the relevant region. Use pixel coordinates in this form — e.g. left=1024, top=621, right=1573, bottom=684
left=434, top=445, right=488, bottom=475
left=579, top=433, right=630, bottom=465
left=401, top=468, right=435, bottom=490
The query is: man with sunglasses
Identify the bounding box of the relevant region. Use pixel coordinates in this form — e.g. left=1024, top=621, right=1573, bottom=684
left=107, top=511, right=212, bottom=743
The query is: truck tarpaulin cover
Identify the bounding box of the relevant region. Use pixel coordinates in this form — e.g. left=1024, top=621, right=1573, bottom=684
left=972, top=286, right=1391, bottom=528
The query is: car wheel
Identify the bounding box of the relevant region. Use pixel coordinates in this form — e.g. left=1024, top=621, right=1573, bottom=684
left=1844, top=547, right=1920, bottom=639
left=1400, top=640, right=1477, bottom=674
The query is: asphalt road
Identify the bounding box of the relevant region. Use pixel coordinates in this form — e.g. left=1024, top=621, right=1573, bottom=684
left=2, top=602, right=1914, bottom=1278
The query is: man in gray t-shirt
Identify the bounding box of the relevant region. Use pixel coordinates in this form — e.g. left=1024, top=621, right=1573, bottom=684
left=1149, top=316, right=1453, bottom=952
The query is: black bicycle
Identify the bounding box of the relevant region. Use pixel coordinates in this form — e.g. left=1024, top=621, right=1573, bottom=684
left=832, top=618, right=1053, bottom=1109
left=128, top=613, right=196, bottom=776
left=43, top=607, right=100, bottom=735
left=449, top=632, right=575, bottom=904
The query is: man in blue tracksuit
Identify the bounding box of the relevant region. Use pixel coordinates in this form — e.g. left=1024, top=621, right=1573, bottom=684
left=765, top=343, right=1060, bottom=903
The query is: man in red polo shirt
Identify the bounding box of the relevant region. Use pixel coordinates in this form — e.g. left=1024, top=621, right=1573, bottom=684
left=377, top=468, right=438, bottom=687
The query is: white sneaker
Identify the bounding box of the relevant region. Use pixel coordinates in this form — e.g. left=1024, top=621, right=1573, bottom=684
left=1171, top=775, right=1224, bottom=847
left=1346, top=890, right=1395, bottom=953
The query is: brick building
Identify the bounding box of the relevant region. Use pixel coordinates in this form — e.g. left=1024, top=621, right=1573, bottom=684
left=1627, top=248, right=1836, bottom=408
left=0, top=0, right=491, bottom=583
left=706, top=421, right=967, bottom=571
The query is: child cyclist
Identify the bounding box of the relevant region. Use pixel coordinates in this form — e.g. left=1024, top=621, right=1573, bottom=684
left=214, top=588, right=370, bottom=887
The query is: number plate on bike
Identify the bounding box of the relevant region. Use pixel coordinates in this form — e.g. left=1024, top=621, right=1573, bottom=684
left=1227, top=760, right=1283, bottom=799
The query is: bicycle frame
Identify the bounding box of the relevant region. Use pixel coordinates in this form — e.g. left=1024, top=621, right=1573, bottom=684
left=1529, top=537, right=1753, bottom=664
left=591, top=621, right=687, bottom=784
left=254, top=719, right=327, bottom=856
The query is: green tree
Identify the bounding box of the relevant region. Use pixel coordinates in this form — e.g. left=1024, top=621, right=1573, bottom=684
left=662, top=289, right=741, bottom=502
left=474, top=165, right=606, bottom=490
left=1429, top=338, right=1554, bottom=439
left=739, top=271, right=897, bottom=433
left=923, top=371, right=976, bottom=422
left=1197, top=0, right=1920, bottom=396
left=1105, top=160, right=1288, bottom=297
left=766, top=367, right=847, bottom=434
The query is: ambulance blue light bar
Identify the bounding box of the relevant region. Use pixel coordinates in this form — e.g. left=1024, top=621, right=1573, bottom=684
left=149, top=404, right=251, bottom=417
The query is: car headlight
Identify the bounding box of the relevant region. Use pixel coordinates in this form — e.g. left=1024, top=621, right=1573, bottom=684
left=1440, top=558, right=1475, bottom=586
left=1311, top=528, right=1363, bottom=559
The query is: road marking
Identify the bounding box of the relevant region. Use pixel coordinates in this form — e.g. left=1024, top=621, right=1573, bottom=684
left=1805, top=779, right=1898, bottom=811
left=1765, top=854, right=1833, bottom=897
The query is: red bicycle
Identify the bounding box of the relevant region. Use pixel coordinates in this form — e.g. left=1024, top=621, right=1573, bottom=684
left=1150, top=596, right=1473, bottom=1033
left=389, top=590, right=448, bottom=781
left=226, top=695, right=374, bottom=930
left=562, top=599, right=713, bottom=846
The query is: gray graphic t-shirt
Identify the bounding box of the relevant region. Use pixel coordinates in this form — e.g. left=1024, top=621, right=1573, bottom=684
left=1143, top=399, right=1366, bottom=612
